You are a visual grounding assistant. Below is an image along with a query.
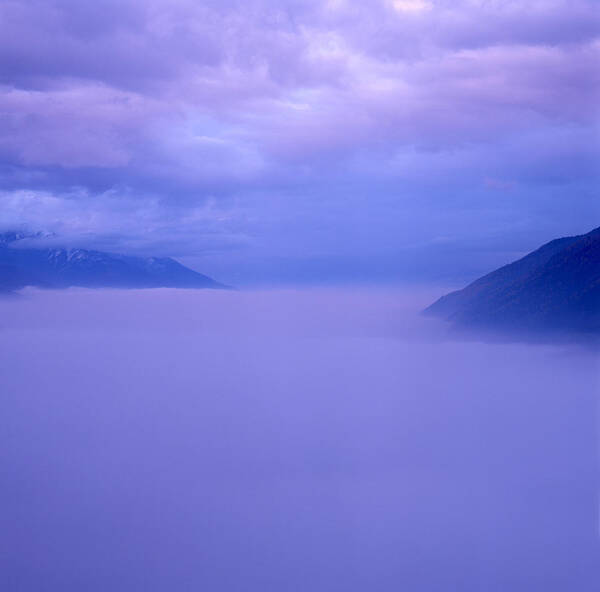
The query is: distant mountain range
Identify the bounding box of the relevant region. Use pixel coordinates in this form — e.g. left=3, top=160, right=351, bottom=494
left=0, top=232, right=226, bottom=291
left=425, top=226, right=600, bottom=334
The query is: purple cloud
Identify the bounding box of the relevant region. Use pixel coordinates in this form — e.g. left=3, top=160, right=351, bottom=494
left=0, top=0, right=598, bottom=283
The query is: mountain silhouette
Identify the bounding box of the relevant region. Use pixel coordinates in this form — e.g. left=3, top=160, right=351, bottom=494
left=0, top=232, right=227, bottom=291
left=425, top=226, right=600, bottom=333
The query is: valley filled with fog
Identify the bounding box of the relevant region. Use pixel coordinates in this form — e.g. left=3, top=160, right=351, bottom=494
left=1, top=288, right=599, bottom=591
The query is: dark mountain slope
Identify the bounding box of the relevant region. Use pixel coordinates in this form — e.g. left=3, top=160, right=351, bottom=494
left=425, top=226, right=600, bottom=333
left=0, top=233, right=227, bottom=291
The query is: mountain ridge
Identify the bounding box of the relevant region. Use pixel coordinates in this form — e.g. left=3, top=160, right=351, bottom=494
left=425, top=226, right=600, bottom=334
left=0, top=232, right=227, bottom=292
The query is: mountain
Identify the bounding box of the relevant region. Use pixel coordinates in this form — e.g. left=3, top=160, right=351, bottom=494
left=425, top=226, right=600, bottom=334
left=0, top=232, right=227, bottom=291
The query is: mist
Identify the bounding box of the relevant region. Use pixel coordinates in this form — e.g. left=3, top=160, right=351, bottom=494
left=1, top=287, right=599, bottom=591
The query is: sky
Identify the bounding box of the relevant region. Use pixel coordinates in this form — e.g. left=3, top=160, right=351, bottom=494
left=0, top=0, right=599, bottom=285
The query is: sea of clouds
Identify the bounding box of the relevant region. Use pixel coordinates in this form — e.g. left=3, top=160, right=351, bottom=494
left=1, top=287, right=598, bottom=591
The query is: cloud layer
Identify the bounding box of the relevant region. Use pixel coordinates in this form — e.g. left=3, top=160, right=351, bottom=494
left=1, top=0, right=598, bottom=283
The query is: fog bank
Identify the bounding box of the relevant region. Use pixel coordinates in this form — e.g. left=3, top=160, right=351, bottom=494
left=1, top=288, right=599, bottom=591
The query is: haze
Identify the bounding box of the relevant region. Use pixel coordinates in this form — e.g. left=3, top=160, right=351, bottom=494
left=1, top=287, right=598, bottom=591
left=1, top=0, right=599, bottom=588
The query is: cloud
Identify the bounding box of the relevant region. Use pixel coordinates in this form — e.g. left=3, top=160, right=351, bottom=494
left=0, top=0, right=598, bottom=283
left=391, top=0, right=432, bottom=14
